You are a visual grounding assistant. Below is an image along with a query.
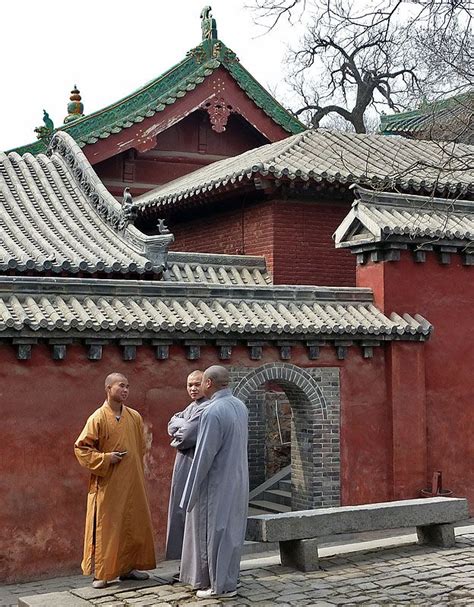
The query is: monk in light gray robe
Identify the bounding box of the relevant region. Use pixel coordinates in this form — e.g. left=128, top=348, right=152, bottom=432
left=166, top=370, right=209, bottom=560
left=180, top=365, right=249, bottom=599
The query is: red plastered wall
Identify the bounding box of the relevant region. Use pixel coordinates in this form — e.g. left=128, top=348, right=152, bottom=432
left=357, top=250, right=474, bottom=510
left=0, top=342, right=391, bottom=582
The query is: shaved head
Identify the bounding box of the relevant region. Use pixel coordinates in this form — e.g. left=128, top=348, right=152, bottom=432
left=105, top=373, right=128, bottom=389
left=203, top=366, right=230, bottom=389
left=187, top=369, right=204, bottom=401
left=187, top=370, right=203, bottom=381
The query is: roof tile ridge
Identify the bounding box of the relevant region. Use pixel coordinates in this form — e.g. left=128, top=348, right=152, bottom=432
left=48, top=132, right=124, bottom=230
left=0, top=153, right=66, bottom=268
left=381, top=90, right=474, bottom=126
left=20, top=154, right=108, bottom=271
left=47, top=132, right=173, bottom=271
left=355, top=184, right=474, bottom=213
left=276, top=128, right=313, bottom=155
left=33, top=153, right=137, bottom=270
left=222, top=53, right=305, bottom=133
left=62, top=55, right=197, bottom=134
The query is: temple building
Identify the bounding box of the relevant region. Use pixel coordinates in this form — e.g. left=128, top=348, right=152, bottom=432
left=134, top=129, right=474, bottom=286
left=12, top=8, right=304, bottom=199
left=2, top=5, right=474, bottom=588
left=2, top=127, right=474, bottom=584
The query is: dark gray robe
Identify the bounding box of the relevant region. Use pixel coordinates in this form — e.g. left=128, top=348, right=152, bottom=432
left=179, top=388, right=249, bottom=593
left=165, top=398, right=209, bottom=560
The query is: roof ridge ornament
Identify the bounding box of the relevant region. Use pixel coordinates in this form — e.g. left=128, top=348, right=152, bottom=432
left=201, top=6, right=218, bottom=41
left=34, top=110, right=54, bottom=143
left=119, top=187, right=138, bottom=231
left=64, top=85, right=84, bottom=124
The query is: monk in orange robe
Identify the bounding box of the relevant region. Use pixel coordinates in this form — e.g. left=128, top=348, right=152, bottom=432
left=74, top=373, right=156, bottom=588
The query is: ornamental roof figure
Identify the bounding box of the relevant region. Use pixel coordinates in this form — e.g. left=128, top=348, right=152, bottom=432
left=64, top=85, right=84, bottom=124
left=201, top=6, right=218, bottom=41
left=34, top=110, right=54, bottom=143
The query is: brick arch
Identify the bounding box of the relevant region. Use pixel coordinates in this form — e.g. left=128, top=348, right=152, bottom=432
left=233, top=362, right=328, bottom=421
left=232, top=363, right=340, bottom=510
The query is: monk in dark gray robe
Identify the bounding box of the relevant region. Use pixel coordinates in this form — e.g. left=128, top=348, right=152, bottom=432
left=179, top=365, right=249, bottom=600
left=166, top=370, right=209, bottom=560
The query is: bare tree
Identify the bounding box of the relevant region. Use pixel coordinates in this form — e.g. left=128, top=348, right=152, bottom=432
left=250, top=0, right=473, bottom=133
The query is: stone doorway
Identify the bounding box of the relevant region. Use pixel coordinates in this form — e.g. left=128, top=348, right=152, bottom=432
left=231, top=363, right=341, bottom=510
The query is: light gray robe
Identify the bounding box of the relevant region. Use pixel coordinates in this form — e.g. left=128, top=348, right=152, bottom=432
left=166, top=398, right=209, bottom=560
left=179, top=388, right=249, bottom=593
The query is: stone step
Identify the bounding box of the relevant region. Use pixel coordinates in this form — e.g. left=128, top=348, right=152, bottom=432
left=249, top=499, right=291, bottom=514
left=263, top=488, right=292, bottom=506
left=248, top=505, right=270, bottom=516
left=279, top=479, right=291, bottom=491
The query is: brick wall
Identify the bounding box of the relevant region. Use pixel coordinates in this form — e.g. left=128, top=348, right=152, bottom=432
left=272, top=201, right=355, bottom=286
left=170, top=198, right=355, bottom=286
left=171, top=205, right=246, bottom=255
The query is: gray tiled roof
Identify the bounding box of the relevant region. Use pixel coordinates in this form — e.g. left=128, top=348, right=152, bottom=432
left=0, top=132, right=271, bottom=284
left=334, top=186, right=474, bottom=247
left=0, top=276, right=431, bottom=341
left=166, top=252, right=271, bottom=285
left=0, top=132, right=171, bottom=276
left=136, top=129, right=474, bottom=213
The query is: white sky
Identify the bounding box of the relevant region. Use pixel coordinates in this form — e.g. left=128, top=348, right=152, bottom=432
left=1, top=0, right=305, bottom=151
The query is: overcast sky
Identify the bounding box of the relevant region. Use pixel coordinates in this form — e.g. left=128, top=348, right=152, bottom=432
left=1, top=0, right=305, bottom=151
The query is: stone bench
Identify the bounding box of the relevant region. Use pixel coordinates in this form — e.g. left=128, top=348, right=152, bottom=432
left=246, top=497, right=469, bottom=571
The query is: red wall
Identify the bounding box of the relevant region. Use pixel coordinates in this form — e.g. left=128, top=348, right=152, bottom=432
left=357, top=251, right=474, bottom=506
left=170, top=199, right=355, bottom=286
left=0, top=341, right=395, bottom=583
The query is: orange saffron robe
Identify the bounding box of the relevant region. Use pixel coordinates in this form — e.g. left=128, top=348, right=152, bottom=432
left=74, top=403, right=156, bottom=580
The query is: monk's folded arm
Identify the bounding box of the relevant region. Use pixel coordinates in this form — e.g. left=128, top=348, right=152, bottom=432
left=74, top=440, right=112, bottom=476
left=168, top=413, right=187, bottom=436
left=175, top=417, right=200, bottom=451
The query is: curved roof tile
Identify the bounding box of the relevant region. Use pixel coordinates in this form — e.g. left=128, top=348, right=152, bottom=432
left=136, top=129, right=474, bottom=213
left=0, top=132, right=171, bottom=277
left=334, top=186, right=474, bottom=247
left=0, top=277, right=431, bottom=341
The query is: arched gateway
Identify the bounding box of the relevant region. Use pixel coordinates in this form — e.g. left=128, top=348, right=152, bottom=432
left=230, top=363, right=340, bottom=510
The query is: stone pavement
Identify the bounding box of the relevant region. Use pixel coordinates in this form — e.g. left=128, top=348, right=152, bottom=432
left=4, top=528, right=474, bottom=606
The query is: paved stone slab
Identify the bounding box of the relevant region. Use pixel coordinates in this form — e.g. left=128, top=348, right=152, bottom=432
left=13, top=529, right=474, bottom=607
left=18, top=591, right=91, bottom=607
left=71, top=577, right=167, bottom=600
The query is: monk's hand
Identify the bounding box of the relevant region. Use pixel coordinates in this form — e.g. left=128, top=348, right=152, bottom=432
left=110, top=452, right=124, bottom=464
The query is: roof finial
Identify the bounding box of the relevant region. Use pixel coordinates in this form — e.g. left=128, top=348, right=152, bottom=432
left=64, top=85, right=84, bottom=124
left=200, top=6, right=218, bottom=41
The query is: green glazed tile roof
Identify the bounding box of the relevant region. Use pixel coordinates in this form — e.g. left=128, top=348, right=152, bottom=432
left=380, top=91, right=474, bottom=138
left=11, top=39, right=304, bottom=156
